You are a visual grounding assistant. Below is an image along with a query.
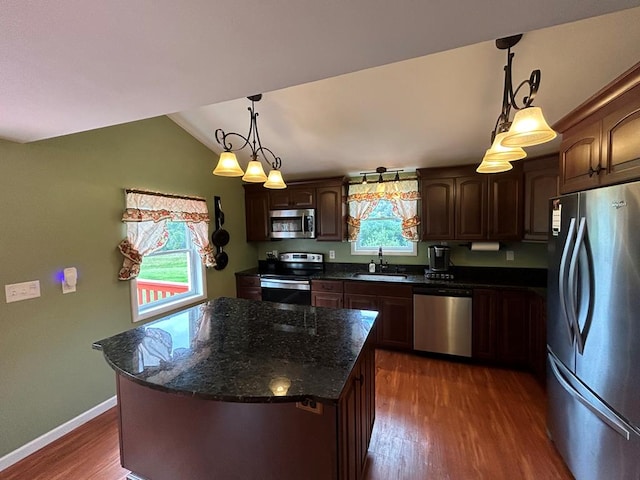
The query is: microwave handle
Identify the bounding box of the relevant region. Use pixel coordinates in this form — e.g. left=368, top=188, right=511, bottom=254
left=306, top=214, right=313, bottom=234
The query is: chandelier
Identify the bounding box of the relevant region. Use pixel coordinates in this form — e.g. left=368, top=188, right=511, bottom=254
left=477, top=34, right=557, bottom=174
left=212, top=94, right=286, bottom=189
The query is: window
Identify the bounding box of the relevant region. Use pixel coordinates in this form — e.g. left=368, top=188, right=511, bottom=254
left=131, top=221, right=207, bottom=322
left=350, top=200, right=417, bottom=255
left=347, top=179, right=420, bottom=256
left=117, top=190, right=215, bottom=323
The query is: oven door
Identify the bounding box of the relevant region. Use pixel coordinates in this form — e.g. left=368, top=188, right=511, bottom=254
left=260, top=278, right=311, bottom=305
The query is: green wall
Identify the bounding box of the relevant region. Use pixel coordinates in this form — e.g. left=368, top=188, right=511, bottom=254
left=0, top=117, right=257, bottom=457
left=256, top=239, right=548, bottom=268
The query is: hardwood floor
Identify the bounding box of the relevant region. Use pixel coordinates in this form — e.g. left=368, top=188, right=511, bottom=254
left=1, top=350, right=572, bottom=480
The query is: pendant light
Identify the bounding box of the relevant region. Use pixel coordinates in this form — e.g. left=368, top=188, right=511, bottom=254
left=477, top=34, right=557, bottom=174
left=213, top=94, right=286, bottom=189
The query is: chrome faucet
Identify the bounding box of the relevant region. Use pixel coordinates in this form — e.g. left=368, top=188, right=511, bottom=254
left=378, top=247, right=384, bottom=271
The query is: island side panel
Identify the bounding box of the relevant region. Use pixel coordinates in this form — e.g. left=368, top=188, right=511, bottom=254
left=116, top=375, right=339, bottom=480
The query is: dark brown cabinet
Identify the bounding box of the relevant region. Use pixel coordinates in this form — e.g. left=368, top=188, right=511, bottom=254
left=338, top=343, right=375, bottom=480
left=523, top=155, right=560, bottom=241
left=528, top=292, right=547, bottom=386
left=244, top=187, right=270, bottom=242
left=311, top=280, right=344, bottom=308
left=269, top=186, right=315, bottom=209
left=418, top=164, right=523, bottom=241
left=243, top=177, right=346, bottom=242
left=316, top=184, right=345, bottom=241
left=344, top=282, right=413, bottom=351
left=235, top=274, right=261, bottom=300
left=472, top=288, right=529, bottom=367
left=556, top=61, right=640, bottom=193
left=419, top=178, right=455, bottom=240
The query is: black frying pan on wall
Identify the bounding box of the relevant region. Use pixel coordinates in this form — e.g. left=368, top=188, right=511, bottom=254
left=212, top=196, right=229, bottom=270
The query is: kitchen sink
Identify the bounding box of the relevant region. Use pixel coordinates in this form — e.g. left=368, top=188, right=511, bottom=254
left=352, top=273, right=408, bottom=281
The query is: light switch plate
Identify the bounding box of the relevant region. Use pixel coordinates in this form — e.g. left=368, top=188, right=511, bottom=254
left=506, top=250, right=515, bottom=261
left=5, top=280, right=41, bottom=303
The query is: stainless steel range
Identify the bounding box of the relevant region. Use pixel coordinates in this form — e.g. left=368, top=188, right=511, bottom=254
left=260, top=253, right=324, bottom=305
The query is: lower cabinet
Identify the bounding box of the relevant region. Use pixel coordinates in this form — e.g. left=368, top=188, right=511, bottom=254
left=472, top=288, right=530, bottom=367
left=344, top=282, right=413, bottom=351
left=235, top=274, right=261, bottom=300
left=311, top=280, right=344, bottom=308
left=339, top=343, right=375, bottom=480
left=528, top=292, right=547, bottom=386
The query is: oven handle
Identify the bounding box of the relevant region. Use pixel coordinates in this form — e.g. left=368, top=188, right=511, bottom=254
left=260, top=279, right=311, bottom=291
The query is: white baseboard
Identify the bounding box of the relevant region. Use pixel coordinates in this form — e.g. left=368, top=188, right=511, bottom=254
left=0, top=396, right=117, bottom=472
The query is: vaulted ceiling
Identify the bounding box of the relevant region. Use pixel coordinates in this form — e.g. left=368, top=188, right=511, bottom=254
left=3, top=2, right=640, bottom=180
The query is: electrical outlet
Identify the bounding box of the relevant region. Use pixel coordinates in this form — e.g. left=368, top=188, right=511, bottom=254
left=506, top=250, right=515, bottom=261
left=5, top=280, right=41, bottom=303
left=329, top=250, right=335, bottom=259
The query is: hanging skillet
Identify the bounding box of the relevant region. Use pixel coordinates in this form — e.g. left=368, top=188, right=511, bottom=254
left=211, top=197, right=230, bottom=247
left=214, top=248, right=228, bottom=270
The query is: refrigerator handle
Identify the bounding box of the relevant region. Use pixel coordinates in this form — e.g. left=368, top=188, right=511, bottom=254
left=559, top=217, right=577, bottom=343
left=568, top=217, right=587, bottom=354
left=548, top=353, right=631, bottom=440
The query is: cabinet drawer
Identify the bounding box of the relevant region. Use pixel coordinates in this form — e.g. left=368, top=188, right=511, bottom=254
left=236, top=275, right=260, bottom=288
left=311, top=280, right=343, bottom=293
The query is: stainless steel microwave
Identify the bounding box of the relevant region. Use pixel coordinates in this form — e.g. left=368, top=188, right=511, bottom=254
left=269, top=209, right=315, bottom=239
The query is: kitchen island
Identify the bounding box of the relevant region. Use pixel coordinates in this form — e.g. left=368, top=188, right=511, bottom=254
left=93, top=297, right=377, bottom=480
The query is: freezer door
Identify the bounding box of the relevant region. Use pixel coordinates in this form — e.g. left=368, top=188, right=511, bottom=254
left=547, top=193, right=579, bottom=371
left=547, top=351, right=640, bottom=480
left=576, top=181, right=640, bottom=429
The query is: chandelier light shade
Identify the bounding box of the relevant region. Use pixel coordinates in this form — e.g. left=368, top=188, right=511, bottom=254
left=242, top=160, right=268, bottom=182
left=213, top=94, right=286, bottom=188
left=484, top=132, right=527, bottom=162
left=500, top=106, right=557, bottom=147
left=263, top=169, right=287, bottom=189
left=476, top=154, right=514, bottom=174
left=478, top=34, right=557, bottom=173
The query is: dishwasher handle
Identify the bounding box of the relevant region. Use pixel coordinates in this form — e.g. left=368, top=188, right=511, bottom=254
left=413, top=287, right=472, bottom=297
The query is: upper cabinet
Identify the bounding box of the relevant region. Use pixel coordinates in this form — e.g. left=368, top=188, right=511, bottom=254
left=418, top=164, right=523, bottom=242
left=269, top=186, right=315, bottom=209
left=243, top=177, right=345, bottom=242
left=555, top=61, right=640, bottom=193
left=523, top=155, right=559, bottom=242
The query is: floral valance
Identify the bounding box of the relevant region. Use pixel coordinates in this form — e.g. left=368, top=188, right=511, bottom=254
left=117, top=190, right=215, bottom=280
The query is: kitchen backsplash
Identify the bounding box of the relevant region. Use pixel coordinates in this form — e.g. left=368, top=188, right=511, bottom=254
left=255, top=240, right=548, bottom=268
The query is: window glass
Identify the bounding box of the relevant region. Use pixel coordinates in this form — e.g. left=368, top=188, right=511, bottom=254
left=131, top=221, right=206, bottom=322
left=351, top=200, right=417, bottom=256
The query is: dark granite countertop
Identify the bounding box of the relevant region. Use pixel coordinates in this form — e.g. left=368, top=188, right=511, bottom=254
left=93, top=297, right=377, bottom=404
left=237, top=264, right=547, bottom=290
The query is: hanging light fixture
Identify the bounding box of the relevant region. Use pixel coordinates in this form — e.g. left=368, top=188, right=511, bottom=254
left=359, top=166, right=404, bottom=184
left=477, top=34, right=557, bottom=174
left=212, top=94, right=286, bottom=189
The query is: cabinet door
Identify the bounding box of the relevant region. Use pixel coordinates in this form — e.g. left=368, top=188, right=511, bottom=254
left=455, top=176, right=487, bottom=240
left=344, top=293, right=379, bottom=346
left=270, top=187, right=315, bottom=209
left=472, top=289, right=498, bottom=360
left=420, top=178, right=455, bottom=240
left=236, top=275, right=262, bottom=300
left=339, top=371, right=360, bottom=480
left=496, top=290, right=529, bottom=366
left=487, top=169, right=523, bottom=240
left=523, top=156, right=560, bottom=241
left=377, top=296, right=413, bottom=350
left=560, top=121, right=601, bottom=193
left=311, top=292, right=343, bottom=308
left=601, top=87, right=640, bottom=186
left=316, top=185, right=344, bottom=241
left=528, top=292, right=547, bottom=386
left=244, top=191, right=270, bottom=241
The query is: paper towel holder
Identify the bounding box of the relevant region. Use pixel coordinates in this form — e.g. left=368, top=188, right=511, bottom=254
left=459, top=242, right=504, bottom=251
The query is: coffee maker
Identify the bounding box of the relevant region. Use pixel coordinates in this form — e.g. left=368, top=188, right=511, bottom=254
left=427, top=245, right=451, bottom=278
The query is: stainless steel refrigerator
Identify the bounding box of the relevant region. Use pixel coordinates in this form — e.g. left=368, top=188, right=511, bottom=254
left=547, top=181, right=640, bottom=479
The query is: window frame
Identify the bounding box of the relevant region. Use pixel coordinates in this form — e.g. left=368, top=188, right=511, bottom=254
left=349, top=199, right=418, bottom=256
left=129, top=223, right=207, bottom=323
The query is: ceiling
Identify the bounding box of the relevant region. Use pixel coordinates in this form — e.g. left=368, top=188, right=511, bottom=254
left=3, top=2, right=640, bottom=181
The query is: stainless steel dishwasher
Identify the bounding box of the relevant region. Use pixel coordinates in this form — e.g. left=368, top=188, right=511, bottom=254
left=413, top=287, right=473, bottom=357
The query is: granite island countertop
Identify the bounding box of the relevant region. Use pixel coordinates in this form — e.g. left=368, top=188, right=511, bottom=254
left=93, top=297, right=377, bottom=404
